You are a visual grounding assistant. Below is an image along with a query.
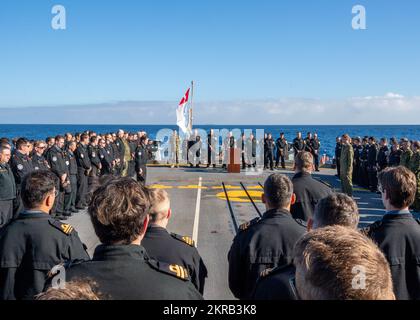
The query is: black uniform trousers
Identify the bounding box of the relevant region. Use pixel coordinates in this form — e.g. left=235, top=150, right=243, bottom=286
left=76, top=168, right=89, bottom=208
left=69, top=174, right=77, bottom=210
left=276, top=150, right=286, bottom=169
left=265, top=151, right=274, bottom=170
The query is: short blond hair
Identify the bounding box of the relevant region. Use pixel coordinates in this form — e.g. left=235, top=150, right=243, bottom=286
left=294, top=226, right=395, bottom=300
left=149, top=189, right=170, bottom=222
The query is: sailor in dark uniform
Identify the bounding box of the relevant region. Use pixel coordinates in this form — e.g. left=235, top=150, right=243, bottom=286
left=290, top=151, right=332, bottom=222
left=228, top=174, right=306, bottom=300
left=377, top=137, right=389, bottom=171
left=10, top=138, right=34, bottom=217
left=310, top=133, right=321, bottom=171
left=0, top=145, right=16, bottom=229
left=87, top=136, right=101, bottom=193
left=359, top=137, right=370, bottom=188
left=53, top=177, right=202, bottom=300
left=293, top=132, right=305, bottom=157
left=264, top=133, right=275, bottom=170
left=334, top=136, right=342, bottom=177
left=47, top=136, right=71, bottom=218
left=98, top=138, right=114, bottom=175
left=75, top=133, right=91, bottom=209
left=253, top=193, right=360, bottom=300
left=367, top=137, right=379, bottom=192
left=135, top=136, right=149, bottom=184
left=65, top=141, right=79, bottom=214
left=0, top=171, right=89, bottom=300
left=32, top=141, right=50, bottom=171
left=362, top=166, right=420, bottom=300
left=142, top=189, right=208, bottom=294
left=275, top=133, right=288, bottom=169
left=10, top=138, right=34, bottom=189
left=352, top=137, right=362, bottom=185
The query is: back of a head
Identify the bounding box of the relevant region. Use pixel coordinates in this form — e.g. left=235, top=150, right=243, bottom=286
left=313, top=193, right=359, bottom=229
left=264, top=173, right=293, bottom=209
left=36, top=279, right=101, bottom=300
left=294, top=225, right=395, bottom=300
left=21, top=170, right=58, bottom=210
left=149, top=189, right=170, bottom=223
left=378, top=166, right=417, bottom=209
left=295, top=151, right=314, bottom=173
left=88, top=177, right=150, bottom=245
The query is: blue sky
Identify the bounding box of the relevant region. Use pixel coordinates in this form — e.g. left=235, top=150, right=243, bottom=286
left=0, top=0, right=419, bottom=124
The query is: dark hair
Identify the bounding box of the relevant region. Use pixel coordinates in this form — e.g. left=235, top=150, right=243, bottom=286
left=55, top=135, right=64, bottom=142
left=378, top=166, right=417, bottom=209
left=80, top=133, right=89, bottom=142
left=90, top=136, right=98, bottom=144
left=21, top=171, right=58, bottom=209
left=88, top=177, right=151, bottom=245
left=264, top=174, right=293, bottom=209
left=46, top=137, right=54, bottom=144
left=313, top=193, right=359, bottom=229
left=16, top=138, right=29, bottom=150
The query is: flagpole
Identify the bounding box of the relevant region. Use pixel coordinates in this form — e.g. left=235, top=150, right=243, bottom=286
left=189, top=80, right=194, bottom=133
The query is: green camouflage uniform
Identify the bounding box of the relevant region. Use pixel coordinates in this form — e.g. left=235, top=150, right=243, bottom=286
left=409, top=150, right=420, bottom=211
left=340, top=143, right=354, bottom=197
left=400, top=149, right=413, bottom=169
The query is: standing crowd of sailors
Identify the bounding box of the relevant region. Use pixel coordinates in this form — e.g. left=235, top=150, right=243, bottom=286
left=0, top=130, right=152, bottom=227
left=172, top=129, right=321, bottom=171
left=335, top=135, right=420, bottom=212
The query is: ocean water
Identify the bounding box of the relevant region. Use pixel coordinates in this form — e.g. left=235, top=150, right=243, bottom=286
left=0, top=124, right=419, bottom=158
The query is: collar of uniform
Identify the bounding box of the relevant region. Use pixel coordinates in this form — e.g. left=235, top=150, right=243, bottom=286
left=15, top=150, right=26, bottom=158
left=53, top=145, right=62, bottom=152
left=383, top=210, right=412, bottom=219
left=262, top=208, right=291, bottom=219
left=293, top=171, right=311, bottom=179
left=146, top=224, right=169, bottom=234
left=18, top=210, right=50, bottom=219
left=92, top=244, right=147, bottom=261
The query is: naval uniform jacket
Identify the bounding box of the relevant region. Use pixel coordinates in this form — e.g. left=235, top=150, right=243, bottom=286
left=31, top=154, right=50, bottom=171
left=10, top=150, right=34, bottom=187
left=363, top=211, right=420, bottom=300
left=0, top=163, right=16, bottom=201
left=142, top=225, right=208, bottom=294
left=290, top=172, right=333, bottom=221
left=228, top=208, right=306, bottom=300
left=63, top=244, right=203, bottom=300
left=0, top=211, right=89, bottom=300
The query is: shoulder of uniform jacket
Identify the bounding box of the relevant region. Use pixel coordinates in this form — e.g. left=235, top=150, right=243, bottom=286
left=259, top=264, right=291, bottom=279
left=238, top=217, right=261, bottom=232
left=48, top=219, right=75, bottom=236
left=170, top=233, right=195, bottom=247
left=147, top=258, right=190, bottom=281
left=361, top=220, right=383, bottom=235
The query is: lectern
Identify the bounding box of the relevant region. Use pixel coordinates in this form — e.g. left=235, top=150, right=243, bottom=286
left=227, top=148, right=241, bottom=173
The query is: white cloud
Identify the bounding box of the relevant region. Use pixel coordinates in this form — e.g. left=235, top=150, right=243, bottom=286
left=0, top=94, right=419, bottom=124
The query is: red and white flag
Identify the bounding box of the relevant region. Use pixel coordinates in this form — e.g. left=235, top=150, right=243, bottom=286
left=176, top=88, right=190, bottom=134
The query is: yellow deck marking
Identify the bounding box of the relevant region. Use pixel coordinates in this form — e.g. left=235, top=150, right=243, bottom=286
left=178, top=185, right=208, bottom=190
left=148, top=184, right=174, bottom=189
left=216, top=190, right=263, bottom=203
left=211, top=185, right=241, bottom=190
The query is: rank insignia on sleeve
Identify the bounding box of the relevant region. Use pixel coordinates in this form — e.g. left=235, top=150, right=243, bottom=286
left=170, top=233, right=195, bottom=247
left=49, top=220, right=74, bottom=235
left=169, top=264, right=189, bottom=280
left=147, top=259, right=190, bottom=281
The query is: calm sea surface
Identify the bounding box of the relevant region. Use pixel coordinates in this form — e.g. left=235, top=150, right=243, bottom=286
left=0, top=124, right=419, bottom=158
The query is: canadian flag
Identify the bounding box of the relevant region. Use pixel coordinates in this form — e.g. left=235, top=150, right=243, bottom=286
left=176, top=88, right=190, bottom=134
